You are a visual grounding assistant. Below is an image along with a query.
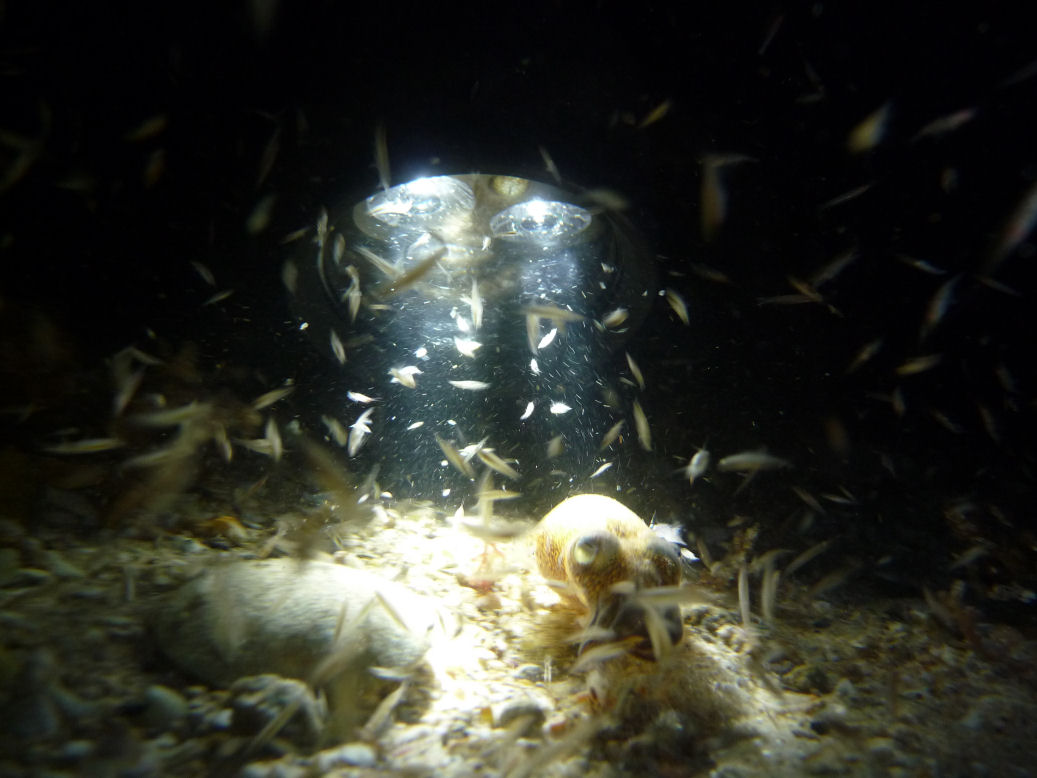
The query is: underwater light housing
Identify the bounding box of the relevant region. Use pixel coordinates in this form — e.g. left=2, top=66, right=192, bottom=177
left=290, top=173, right=655, bottom=511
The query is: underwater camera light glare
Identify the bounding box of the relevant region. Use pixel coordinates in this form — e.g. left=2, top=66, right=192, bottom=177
left=490, top=200, right=593, bottom=246
left=288, top=173, right=655, bottom=511
left=358, top=175, right=477, bottom=239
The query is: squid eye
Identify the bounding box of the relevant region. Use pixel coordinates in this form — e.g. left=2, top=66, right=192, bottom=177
left=573, top=536, right=600, bottom=565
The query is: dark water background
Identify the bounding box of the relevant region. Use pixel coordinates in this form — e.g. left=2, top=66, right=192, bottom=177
left=2, top=3, right=1035, bottom=610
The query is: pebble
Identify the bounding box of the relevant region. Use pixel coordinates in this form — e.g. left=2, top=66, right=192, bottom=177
left=709, top=766, right=753, bottom=778
left=804, top=747, right=854, bottom=775
left=239, top=761, right=309, bottom=778
left=101, top=614, right=143, bottom=638
left=784, top=663, right=832, bottom=695
left=55, top=739, right=96, bottom=761
left=491, top=696, right=549, bottom=735
left=807, top=666, right=833, bottom=694
left=810, top=702, right=851, bottom=735
left=513, top=663, right=543, bottom=682
left=143, top=684, right=189, bottom=729
left=474, top=592, right=502, bottom=610
left=168, top=535, right=208, bottom=555
left=833, top=677, right=856, bottom=701
left=314, top=741, right=378, bottom=770
left=204, top=706, right=234, bottom=731
left=866, top=736, right=897, bottom=762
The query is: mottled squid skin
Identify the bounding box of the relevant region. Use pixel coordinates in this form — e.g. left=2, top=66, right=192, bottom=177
left=533, top=494, right=683, bottom=648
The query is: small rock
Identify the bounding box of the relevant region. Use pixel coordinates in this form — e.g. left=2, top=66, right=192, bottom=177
left=810, top=702, right=851, bottom=735
left=474, top=592, right=502, bottom=610
left=239, top=761, right=309, bottom=778
left=143, top=684, right=189, bottom=729
left=866, top=736, right=897, bottom=764
left=784, top=663, right=832, bottom=695
left=314, top=741, right=378, bottom=770
left=54, top=739, right=96, bottom=762
left=168, top=535, right=208, bottom=555
left=101, top=614, right=143, bottom=639
left=709, top=766, right=753, bottom=778
left=833, top=677, right=856, bottom=700
left=803, top=745, right=854, bottom=775
left=762, top=646, right=796, bottom=675
left=807, top=666, right=833, bottom=694
left=204, top=707, right=234, bottom=731
left=513, top=663, right=543, bottom=682
left=491, top=696, right=549, bottom=736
